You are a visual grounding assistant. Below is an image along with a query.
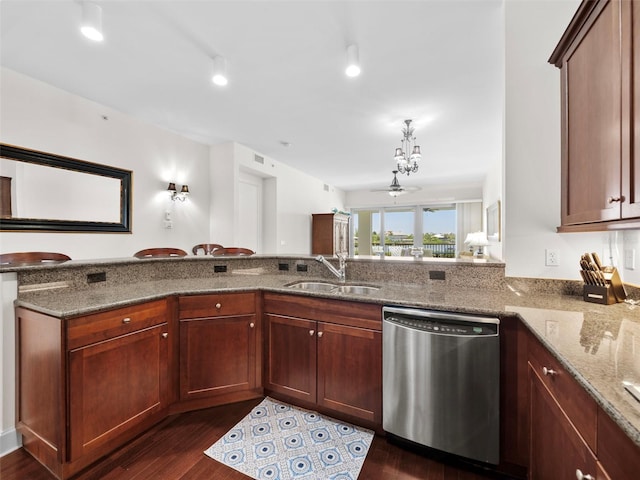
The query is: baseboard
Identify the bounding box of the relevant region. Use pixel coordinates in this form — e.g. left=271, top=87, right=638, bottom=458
left=0, top=427, right=22, bottom=457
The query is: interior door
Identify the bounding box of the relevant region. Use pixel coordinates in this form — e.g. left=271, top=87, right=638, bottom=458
left=238, top=171, right=262, bottom=252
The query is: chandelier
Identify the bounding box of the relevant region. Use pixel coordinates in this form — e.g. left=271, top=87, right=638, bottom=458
left=393, top=119, right=422, bottom=175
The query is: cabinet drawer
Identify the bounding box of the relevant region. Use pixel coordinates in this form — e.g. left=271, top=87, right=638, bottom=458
left=67, top=299, right=168, bottom=350
left=179, top=292, right=256, bottom=319
left=528, top=335, right=597, bottom=450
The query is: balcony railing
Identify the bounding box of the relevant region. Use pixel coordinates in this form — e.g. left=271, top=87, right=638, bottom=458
left=357, top=242, right=456, bottom=258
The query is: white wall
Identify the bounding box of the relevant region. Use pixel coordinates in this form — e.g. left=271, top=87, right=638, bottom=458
left=0, top=273, right=18, bottom=454
left=211, top=142, right=346, bottom=255
left=0, top=68, right=211, bottom=258
left=502, top=0, right=625, bottom=281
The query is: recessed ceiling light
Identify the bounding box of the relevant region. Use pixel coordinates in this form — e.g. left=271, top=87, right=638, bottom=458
left=212, top=56, right=228, bottom=86
left=80, top=2, right=104, bottom=42
left=345, top=44, right=361, bottom=77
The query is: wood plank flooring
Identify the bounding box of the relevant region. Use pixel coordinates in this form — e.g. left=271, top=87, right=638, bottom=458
left=1, top=398, right=510, bottom=480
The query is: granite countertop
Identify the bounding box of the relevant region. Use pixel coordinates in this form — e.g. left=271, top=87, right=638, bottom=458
left=13, top=272, right=640, bottom=449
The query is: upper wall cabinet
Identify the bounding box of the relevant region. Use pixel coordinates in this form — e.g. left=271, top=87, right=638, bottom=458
left=550, top=0, right=640, bottom=232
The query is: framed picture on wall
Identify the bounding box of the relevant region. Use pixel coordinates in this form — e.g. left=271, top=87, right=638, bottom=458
left=487, top=201, right=501, bottom=242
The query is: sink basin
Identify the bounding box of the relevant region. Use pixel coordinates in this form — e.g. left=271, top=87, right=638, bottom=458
left=286, top=281, right=380, bottom=295
left=335, top=285, right=380, bottom=295
left=286, top=281, right=337, bottom=292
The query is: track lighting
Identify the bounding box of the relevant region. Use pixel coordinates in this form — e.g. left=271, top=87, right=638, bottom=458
left=345, top=44, right=361, bottom=77
left=80, top=2, right=104, bottom=42
left=212, top=56, right=228, bottom=86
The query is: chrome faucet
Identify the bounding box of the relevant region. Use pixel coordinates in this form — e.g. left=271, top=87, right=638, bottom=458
left=315, top=254, right=346, bottom=283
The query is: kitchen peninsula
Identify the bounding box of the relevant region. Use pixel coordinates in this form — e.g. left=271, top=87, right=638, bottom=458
left=5, top=255, right=640, bottom=480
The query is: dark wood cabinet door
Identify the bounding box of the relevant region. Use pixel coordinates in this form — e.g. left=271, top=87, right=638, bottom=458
left=622, top=0, right=640, bottom=218
left=529, top=366, right=598, bottom=480
left=316, top=322, right=381, bottom=423
left=561, top=0, right=622, bottom=225
left=68, top=323, right=169, bottom=461
left=179, top=315, right=257, bottom=400
left=264, top=314, right=316, bottom=403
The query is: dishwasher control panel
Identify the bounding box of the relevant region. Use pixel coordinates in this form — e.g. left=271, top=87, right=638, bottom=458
left=383, top=306, right=499, bottom=337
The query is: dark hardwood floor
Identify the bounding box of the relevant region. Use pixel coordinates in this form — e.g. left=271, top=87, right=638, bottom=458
left=1, top=398, right=506, bottom=480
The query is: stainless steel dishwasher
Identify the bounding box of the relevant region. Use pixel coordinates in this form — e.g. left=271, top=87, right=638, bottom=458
left=382, top=306, right=500, bottom=465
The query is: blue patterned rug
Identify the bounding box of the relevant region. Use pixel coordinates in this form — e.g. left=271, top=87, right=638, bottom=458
left=204, top=397, right=374, bottom=479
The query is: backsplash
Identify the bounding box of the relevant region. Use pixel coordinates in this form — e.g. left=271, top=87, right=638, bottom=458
left=12, top=255, right=507, bottom=294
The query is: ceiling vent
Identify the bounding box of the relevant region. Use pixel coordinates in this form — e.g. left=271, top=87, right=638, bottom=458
left=254, top=154, right=264, bottom=165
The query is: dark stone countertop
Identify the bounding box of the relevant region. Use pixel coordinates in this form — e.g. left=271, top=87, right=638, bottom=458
left=12, top=272, right=640, bottom=450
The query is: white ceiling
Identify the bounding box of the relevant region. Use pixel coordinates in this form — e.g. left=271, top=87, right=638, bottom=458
left=0, top=0, right=504, bottom=192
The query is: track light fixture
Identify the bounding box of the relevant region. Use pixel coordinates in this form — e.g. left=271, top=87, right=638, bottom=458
left=212, top=56, right=228, bottom=86
left=80, top=2, right=104, bottom=42
left=345, top=44, right=361, bottom=77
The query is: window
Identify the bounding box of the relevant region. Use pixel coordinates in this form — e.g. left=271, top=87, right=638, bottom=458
left=422, top=206, right=456, bottom=258
left=351, top=205, right=457, bottom=257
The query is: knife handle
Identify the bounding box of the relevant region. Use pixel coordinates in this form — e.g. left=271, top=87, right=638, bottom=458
left=591, top=252, right=603, bottom=270
left=580, top=270, right=591, bottom=285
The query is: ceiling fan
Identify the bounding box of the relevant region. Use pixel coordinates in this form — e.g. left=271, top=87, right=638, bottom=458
left=372, top=170, right=421, bottom=197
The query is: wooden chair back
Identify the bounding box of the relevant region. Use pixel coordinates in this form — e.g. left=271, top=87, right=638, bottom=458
left=192, top=243, right=223, bottom=255
left=0, top=252, right=71, bottom=266
left=133, top=248, right=188, bottom=258
left=211, top=247, right=255, bottom=256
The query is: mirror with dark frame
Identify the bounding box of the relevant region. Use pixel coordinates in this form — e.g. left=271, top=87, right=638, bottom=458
left=0, top=143, right=132, bottom=232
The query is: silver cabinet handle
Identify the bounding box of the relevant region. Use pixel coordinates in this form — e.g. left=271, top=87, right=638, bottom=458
left=215, top=303, right=222, bottom=309
left=309, top=330, right=315, bottom=336
left=161, top=332, right=168, bottom=339
left=608, top=196, right=624, bottom=203
left=542, top=367, right=557, bottom=376
left=250, top=322, right=255, bottom=329
left=122, top=317, right=131, bottom=324
left=576, top=469, right=594, bottom=480
left=317, top=331, right=323, bottom=338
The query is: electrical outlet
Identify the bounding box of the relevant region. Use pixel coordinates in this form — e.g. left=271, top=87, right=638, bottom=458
left=625, top=249, right=636, bottom=270
left=545, top=249, right=560, bottom=266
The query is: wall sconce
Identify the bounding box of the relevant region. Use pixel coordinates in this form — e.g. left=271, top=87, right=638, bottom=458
left=167, top=182, right=190, bottom=202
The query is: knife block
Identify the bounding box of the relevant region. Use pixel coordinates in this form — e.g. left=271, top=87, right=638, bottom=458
left=583, top=266, right=627, bottom=305
left=583, top=284, right=617, bottom=305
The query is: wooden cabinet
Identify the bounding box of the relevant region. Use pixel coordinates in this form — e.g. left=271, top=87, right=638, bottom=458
left=312, top=213, right=349, bottom=256
left=177, top=292, right=261, bottom=409
left=529, top=368, right=599, bottom=480
left=550, top=0, right=640, bottom=230
left=263, top=293, right=382, bottom=426
left=264, top=314, right=317, bottom=403
left=16, top=299, right=170, bottom=479
left=528, top=332, right=599, bottom=480
left=527, top=331, right=640, bottom=480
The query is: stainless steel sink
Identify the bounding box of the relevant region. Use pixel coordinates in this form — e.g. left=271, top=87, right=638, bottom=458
left=335, top=285, right=380, bottom=295
left=286, top=281, right=337, bottom=292
left=286, top=281, right=380, bottom=295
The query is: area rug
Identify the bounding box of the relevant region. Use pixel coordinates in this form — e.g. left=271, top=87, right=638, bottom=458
left=204, top=397, right=374, bottom=479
